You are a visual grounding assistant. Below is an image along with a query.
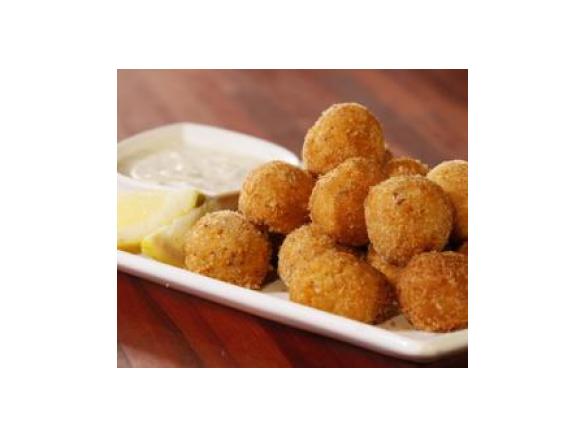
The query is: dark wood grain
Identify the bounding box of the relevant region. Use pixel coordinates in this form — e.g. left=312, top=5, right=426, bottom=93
left=117, top=69, right=468, bottom=368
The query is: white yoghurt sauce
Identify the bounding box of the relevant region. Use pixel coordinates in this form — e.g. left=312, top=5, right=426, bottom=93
left=119, top=147, right=265, bottom=193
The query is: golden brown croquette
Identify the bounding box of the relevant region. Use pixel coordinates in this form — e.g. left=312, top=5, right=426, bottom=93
left=238, top=161, right=314, bottom=234
left=365, top=176, right=454, bottom=266
left=309, top=157, right=386, bottom=246
left=302, top=103, right=386, bottom=175
left=427, top=160, right=468, bottom=241
left=385, top=157, right=429, bottom=178
left=289, top=249, right=394, bottom=324
left=366, top=245, right=403, bottom=290
left=397, top=251, right=468, bottom=332
left=184, top=211, right=271, bottom=289
left=278, top=224, right=340, bottom=287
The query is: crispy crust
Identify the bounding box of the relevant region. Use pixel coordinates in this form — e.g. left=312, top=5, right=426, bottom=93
left=238, top=161, right=314, bottom=234
left=385, top=157, right=429, bottom=177
left=397, top=251, right=468, bottom=332
left=289, top=249, right=394, bottom=324
left=365, top=176, right=454, bottom=266
left=302, top=103, right=386, bottom=175
left=278, top=224, right=338, bottom=287
left=309, top=157, right=386, bottom=246
left=366, top=245, right=403, bottom=289
left=184, top=211, right=271, bottom=289
left=427, top=160, right=468, bottom=241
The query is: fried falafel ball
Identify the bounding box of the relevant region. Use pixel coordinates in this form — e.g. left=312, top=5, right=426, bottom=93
left=366, top=245, right=403, bottom=290
left=309, top=157, right=386, bottom=246
left=397, top=251, right=468, bottom=332
left=238, top=161, right=314, bottom=234
left=302, top=103, right=386, bottom=175
left=277, top=224, right=338, bottom=286
left=427, top=160, right=468, bottom=241
left=184, top=211, right=271, bottom=289
left=458, top=241, right=468, bottom=256
left=289, top=249, right=394, bottom=324
left=385, top=156, right=429, bottom=178
left=365, top=176, right=454, bottom=266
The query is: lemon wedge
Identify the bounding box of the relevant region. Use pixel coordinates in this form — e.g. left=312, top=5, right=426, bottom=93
left=141, top=202, right=215, bottom=267
left=117, top=189, right=204, bottom=253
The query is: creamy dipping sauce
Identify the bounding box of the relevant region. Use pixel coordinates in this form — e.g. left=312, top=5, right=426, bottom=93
left=118, top=147, right=266, bottom=193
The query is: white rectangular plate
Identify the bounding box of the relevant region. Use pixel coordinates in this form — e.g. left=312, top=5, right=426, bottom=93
left=117, top=123, right=468, bottom=363
left=117, top=251, right=467, bottom=362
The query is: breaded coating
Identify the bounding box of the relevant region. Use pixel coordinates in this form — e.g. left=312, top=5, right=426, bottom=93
left=309, top=157, right=386, bottom=246
left=458, top=241, right=468, bottom=256
left=365, top=176, right=454, bottom=266
left=238, top=161, right=314, bottom=234
left=366, top=245, right=403, bottom=289
left=184, top=211, right=271, bottom=289
left=302, top=103, right=386, bottom=175
left=385, top=157, right=429, bottom=177
left=397, top=251, right=468, bottom=332
left=289, top=250, right=394, bottom=324
left=427, top=160, right=468, bottom=241
left=278, top=224, right=338, bottom=286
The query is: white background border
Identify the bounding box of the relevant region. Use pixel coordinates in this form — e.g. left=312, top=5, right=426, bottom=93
left=1, top=1, right=584, bottom=437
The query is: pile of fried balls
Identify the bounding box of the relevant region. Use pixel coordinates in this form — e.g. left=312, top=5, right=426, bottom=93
left=184, top=103, right=468, bottom=332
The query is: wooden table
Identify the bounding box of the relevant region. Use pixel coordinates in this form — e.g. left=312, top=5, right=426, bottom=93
left=117, top=69, right=468, bottom=367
